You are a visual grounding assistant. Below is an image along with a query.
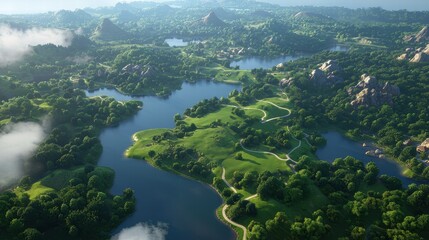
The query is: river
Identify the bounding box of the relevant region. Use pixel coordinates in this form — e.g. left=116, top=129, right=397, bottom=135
left=86, top=81, right=240, bottom=240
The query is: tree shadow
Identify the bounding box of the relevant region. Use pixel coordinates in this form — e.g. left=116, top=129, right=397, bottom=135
left=239, top=158, right=261, bottom=165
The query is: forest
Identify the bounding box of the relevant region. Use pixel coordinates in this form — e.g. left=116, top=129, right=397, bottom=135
left=1, top=0, right=429, bottom=239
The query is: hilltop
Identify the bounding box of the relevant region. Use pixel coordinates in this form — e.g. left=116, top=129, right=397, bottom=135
left=92, top=18, right=130, bottom=41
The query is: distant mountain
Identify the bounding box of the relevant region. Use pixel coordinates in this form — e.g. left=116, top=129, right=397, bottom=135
left=116, top=10, right=139, bottom=23
left=92, top=18, right=130, bottom=41
left=53, top=9, right=93, bottom=26
left=201, top=11, right=226, bottom=26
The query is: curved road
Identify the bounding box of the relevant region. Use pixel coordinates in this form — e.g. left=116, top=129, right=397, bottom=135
left=220, top=95, right=308, bottom=239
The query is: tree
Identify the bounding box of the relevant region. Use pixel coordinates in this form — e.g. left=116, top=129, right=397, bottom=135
left=351, top=226, right=365, bottom=240
left=22, top=228, right=43, bottom=240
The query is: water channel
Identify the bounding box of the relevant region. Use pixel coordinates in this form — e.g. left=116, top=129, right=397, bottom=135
left=87, top=81, right=241, bottom=240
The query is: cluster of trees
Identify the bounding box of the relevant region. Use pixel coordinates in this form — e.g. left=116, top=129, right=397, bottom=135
left=283, top=48, right=429, bottom=179
left=184, top=97, right=229, bottom=118
left=242, top=155, right=429, bottom=239
left=230, top=83, right=274, bottom=105
left=0, top=64, right=141, bottom=239
left=0, top=166, right=135, bottom=240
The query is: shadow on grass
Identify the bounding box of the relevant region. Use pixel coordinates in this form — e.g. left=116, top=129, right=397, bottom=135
left=240, top=158, right=261, bottom=165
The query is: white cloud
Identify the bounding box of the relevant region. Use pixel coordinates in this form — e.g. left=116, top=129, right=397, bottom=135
left=0, top=24, right=74, bottom=67
left=0, top=122, right=46, bottom=189
left=112, top=222, right=168, bottom=240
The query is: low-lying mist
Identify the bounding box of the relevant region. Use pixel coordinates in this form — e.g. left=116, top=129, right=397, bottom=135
left=0, top=24, right=74, bottom=67
left=0, top=121, right=47, bottom=190
left=112, top=222, right=168, bottom=240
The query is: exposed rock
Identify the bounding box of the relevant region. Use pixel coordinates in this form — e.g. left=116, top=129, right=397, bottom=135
left=404, top=26, right=429, bottom=42
left=415, top=26, right=429, bottom=42
left=279, top=78, right=294, bottom=87
left=397, top=53, right=408, bottom=61
left=410, top=52, right=429, bottom=63
left=348, top=74, right=400, bottom=108
left=417, top=138, right=429, bottom=153
left=141, top=65, right=157, bottom=78
left=397, top=45, right=429, bottom=63
left=92, top=18, right=130, bottom=41
left=309, top=60, right=343, bottom=86
left=201, top=11, right=226, bottom=27
left=319, top=59, right=340, bottom=72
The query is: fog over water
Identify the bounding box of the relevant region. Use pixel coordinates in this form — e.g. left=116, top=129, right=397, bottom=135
left=111, top=222, right=168, bottom=240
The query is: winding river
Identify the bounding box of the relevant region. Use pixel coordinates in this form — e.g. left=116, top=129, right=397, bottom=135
left=86, top=81, right=240, bottom=240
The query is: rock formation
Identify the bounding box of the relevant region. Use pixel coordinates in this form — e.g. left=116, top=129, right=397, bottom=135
left=417, top=138, right=429, bottom=153
left=397, top=44, right=429, bottom=63
left=404, top=26, right=429, bottom=42
left=309, top=60, right=343, bottom=86
left=279, top=78, right=294, bottom=87
left=348, top=74, right=400, bottom=108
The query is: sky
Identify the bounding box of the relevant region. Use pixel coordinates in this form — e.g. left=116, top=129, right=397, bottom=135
left=0, top=0, right=428, bottom=14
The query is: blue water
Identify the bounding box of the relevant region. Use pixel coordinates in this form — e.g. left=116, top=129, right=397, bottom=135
left=317, top=131, right=420, bottom=187
left=165, top=38, right=188, bottom=47
left=86, top=81, right=241, bottom=240
left=230, top=45, right=348, bottom=70
left=230, top=55, right=305, bottom=70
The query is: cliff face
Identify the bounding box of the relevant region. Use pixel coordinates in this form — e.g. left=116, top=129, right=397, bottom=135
left=92, top=19, right=130, bottom=41
left=348, top=74, right=400, bottom=108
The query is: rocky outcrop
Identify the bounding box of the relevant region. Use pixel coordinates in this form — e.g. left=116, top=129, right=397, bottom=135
left=417, top=138, right=429, bottom=153
left=309, top=60, right=343, bottom=86
left=279, top=78, right=294, bottom=87
left=348, top=74, right=400, bottom=108
left=404, top=26, right=429, bottom=42
left=397, top=44, right=429, bottom=63
left=201, top=12, right=226, bottom=27
left=121, top=64, right=157, bottom=77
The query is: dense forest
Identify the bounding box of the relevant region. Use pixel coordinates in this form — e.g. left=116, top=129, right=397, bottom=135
left=1, top=0, right=429, bottom=239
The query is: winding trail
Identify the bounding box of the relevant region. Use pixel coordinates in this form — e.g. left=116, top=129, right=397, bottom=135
left=220, top=93, right=311, bottom=239
left=222, top=167, right=238, bottom=193
left=221, top=168, right=247, bottom=240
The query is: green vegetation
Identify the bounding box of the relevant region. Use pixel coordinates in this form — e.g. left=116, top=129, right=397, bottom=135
left=1, top=0, right=429, bottom=239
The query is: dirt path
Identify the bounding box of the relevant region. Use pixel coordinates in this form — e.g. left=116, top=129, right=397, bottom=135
left=221, top=168, right=247, bottom=240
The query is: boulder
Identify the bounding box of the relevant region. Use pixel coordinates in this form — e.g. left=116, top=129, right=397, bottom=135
left=309, top=60, right=343, bottom=86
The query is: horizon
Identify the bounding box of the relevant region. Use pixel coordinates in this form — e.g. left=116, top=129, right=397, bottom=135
left=0, top=0, right=428, bottom=14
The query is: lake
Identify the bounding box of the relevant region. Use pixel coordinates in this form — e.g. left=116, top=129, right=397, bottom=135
left=165, top=38, right=188, bottom=47
left=230, top=45, right=348, bottom=70
left=316, top=131, right=420, bottom=187
left=86, top=81, right=241, bottom=240
left=230, top=55, right=305, bottom=70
